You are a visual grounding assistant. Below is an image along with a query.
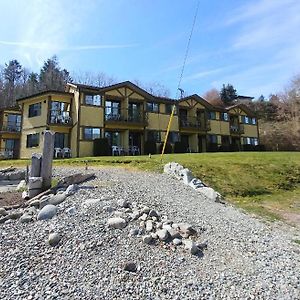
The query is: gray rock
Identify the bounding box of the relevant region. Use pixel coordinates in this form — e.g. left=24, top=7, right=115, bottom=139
left=123, top=262, right=137, bottom=272
left=183, top=239, right=200, bottom=255
left=107, top=217, right=127, bottom=229
left=156, top=229, right=169, bottom=241
left=178, top=223, right=197, bottom=237
left=66, top=206, right=76, bottom=215
left=130, top=210, right=141, bottom=220
left=148, top=209, right=160, bottom=218
left=8, top=210, right=23, bottom=220
left=145, top=220, right=153, bottom=232
left=142, top=234, right=153, bottom=244
left=167, top=227, right=182, bottom=239
left=197, top=187, right=218, bottom=201
left=26, top=207, right=37, bottom=216
left=0, top=216, right=9, bottom=223
left=20, top=213, right=33, bottom=223
left=37, top=205, right=58, bottom=220
left=141, top=206, right=150, bottom=214
left=48, top=233, right=62, bottom=247
left=8, top=170, right=25, bottom=180
left=39, top=195, right=52, bottom=209
left=29, top=199, right=40, bottom=207
left=189, top=178, right=205, bottom=189
left=129, top=228, right=139, bottom=236
left=103, top=205, right=115, bottom=213
left=118, top=199, right=131, bottom=208
left=0, top=207, right=8, bottom=216
left=49, top=193, right=67, bottom=205
left=139, top=213, right=148, bottom=221
left=65, top=184, right=78, bottom=196
left=173, top=238, right=182, bottom=246
left=179, top=168, right=194, bottom=185
left=16, top=180, right=27, bottom=191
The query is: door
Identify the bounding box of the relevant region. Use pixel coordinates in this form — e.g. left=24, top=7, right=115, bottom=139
left=128, top=103, right=141, bottom=122
left=181, top=134, right=189, bottom=152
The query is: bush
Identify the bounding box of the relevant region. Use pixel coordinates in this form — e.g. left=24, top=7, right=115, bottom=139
left=218, top=145, right=230, bottom=152
left=243, top=144, right=255, bottom=151
left=144, top=141, right=157, bottom=155
left=93, top=138, right=110, bottom=156
left=207, top=143, right=218, bottom=152
left=174, top=141, right=186, bottom=153
left=159, top=142, right=173, bottom=154
left=230, top=143, right=240, bottom=152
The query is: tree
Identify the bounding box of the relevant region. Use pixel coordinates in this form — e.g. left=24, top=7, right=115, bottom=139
left=133, top=79, right=170, bottom=97
left=258, top=95, right=265, bottom=102
left=202, top=88, right=222, bottom=106
left=72, top=71, right=116, bottom=87
left=220, top=84, right=238, bottom=105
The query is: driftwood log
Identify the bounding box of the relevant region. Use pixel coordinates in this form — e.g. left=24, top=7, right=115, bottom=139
left=0, top=166, right=16, bottom=173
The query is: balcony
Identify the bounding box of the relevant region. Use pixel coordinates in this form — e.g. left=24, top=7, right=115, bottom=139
left=0, top=148, right=19, bottom=159
left=179, top=117, right=209, bottom=131
left=105, top=109, right=146, bottom=125
left=230, top=124, right=244, bottom=134
left=0, top=122, right=21, bottom=133
left=49, top=111, right=72, bottom=126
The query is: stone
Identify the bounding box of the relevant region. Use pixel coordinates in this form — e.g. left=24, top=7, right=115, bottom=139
left=179, top=168, right=194, bottom=185
left=173, top=238, right=182, bottom=246
left=197, top=187, right=218, bottom=201
left=16, top=180, right=27, bottom=191
left=189, top=178, right=205, bottom=189
left=183, top=239, right=200, bottom=255
left=130, top=210, right=141, bottom=220
left=145, top=220, right=153, bottom=232
left=129, top=228, right=139, bottom=236
left=66, top=206, right=76, bottom=215
left=0, top=216, right=9, bottom=223
left=123, top=262, right=137, bottom=272
left=148, top=209, right=160, bottom=218
left=141, top=206, right=150, bottom=214
left=156, top=229, right=169, bottom=241
left=0, top=207, right=8, bottom=216
left=20, top=213, right=33, bottom=223
left=82, top=198, right=101, bottom=206
left=37, top=205, right=58, bottom=220
left=8, top=210, right=23, bottom=220
left=139, top=213, right=148, bottom=221
left=156, top=222, right=162, bottom=229
left=151, top=232, right=158, bottom=240
left=114, top=211, right=124, bottom=218
left=178, top=223, right=197, bottom=237
left=142, top=234, right=153, bottom=244
left=26, top=207, right=37, bottom=216
left=48, top=233, right=62, bottom=247
left=167, top=227, right=182, bottom=239
left=196, top=241, right=208, bottom=250
left=103, top=205, right=115, bottom=213
left=29, top=199, right=40, bottom=207
left=65, top=184, right=78, bottom=196
left=39, top=195, right=52, bottom=209
left=118, top=199, right=131, bottom=208
left=107, top=217, right=127, bottom=229
left=49, top=193, right=67, bottom=205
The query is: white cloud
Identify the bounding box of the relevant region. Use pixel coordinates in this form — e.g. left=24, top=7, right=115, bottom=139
left=183, top=67, right=227, bottom=82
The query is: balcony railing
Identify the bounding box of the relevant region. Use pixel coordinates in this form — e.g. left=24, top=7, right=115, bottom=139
left=0, top=122, right=21, bottom=133
left=179, top=117, right=209, bottom=131
left=0, top=148, right=18, bottom=159
left=105, top=109, right=146, bottom=124
left=49, top=111, right=72, bottom=125
left=230, top=124, right=244, bottom=134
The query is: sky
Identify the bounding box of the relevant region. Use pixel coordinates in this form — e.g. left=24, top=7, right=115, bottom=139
left=1, top=0, right=300, bottom=99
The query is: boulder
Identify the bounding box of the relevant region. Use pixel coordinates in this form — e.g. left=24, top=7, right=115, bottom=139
left=148, top=209, right=160, bottom=218
left=0, top=208, right=8, bottom=216
left=107, top=217, right=127, bottom=229
left=118, top=199, right=131, bottom=208
left=16, top=180, right=27, bottom=191
left=167, top=227, right=181, bottom=239
left=9, top=210, right=23, bottom=220
left=173, top=238, right=182, bottom=246
left=142, top=234, right=153, bottom=244
left=178, top=223, right=197, bottom=237
left=145, top=220, right=153, bottom=232
left=48, top=233, right=62, bottom=247
left=37, top=205, right=57, bottom=221
left=65, top=184, right=78, bottom=196
left=183, top=239, right=200, bottom=255
left=49, top=193, right=67, bottom=206
left=156, top=229, right=169, bottom=241
left=20, top=213, right=33, bottom=223
left=179, top=168, right=194, bottom=185
left=198, top=187, right=219, bottom=201
left=189, top=178, right=205, bottom=189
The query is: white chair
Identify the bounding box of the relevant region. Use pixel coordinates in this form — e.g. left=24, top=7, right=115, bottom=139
left=62, top=148, right=71, bottom=158
left=54, top=148, right=63, bottom=158
left=132, top=146, right=140, bottom=155
left=112, top=146, right=119, bottom=156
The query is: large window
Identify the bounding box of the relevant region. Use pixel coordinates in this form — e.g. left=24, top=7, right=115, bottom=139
left=26, top=133, right=40, bottom=148
left=6, top=114, right=21, bottom=131
left=147, top=130, right=161, bottom=142
left=221, top=112, right=229, bottom=121
left=85, top=94, right=101, bottom=106
left=208, top=134, right=217, bottom=144
left=54, top=133, right=69, bottom=148
left=28, top=103, right=41, bottom=118
left=105, top=131, right=121, bottom=146
left=168, top=132, right=180, bottom=143
left=50, top=101, right=71, bottom=124
left=84, top=128, right=101, bottom=140
left=146, top=102, right=159, bottom=113
left=105, top=100, right=121, bottom=120
left=243, top=137, right=258, bottom=145
left=208, top=111, right=216, bottom=120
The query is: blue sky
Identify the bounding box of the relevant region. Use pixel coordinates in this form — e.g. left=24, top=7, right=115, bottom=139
left=1, top=0, right=300, bottom=98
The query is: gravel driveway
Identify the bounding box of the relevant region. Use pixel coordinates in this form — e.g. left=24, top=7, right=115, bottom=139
left=0, top=167, right=299, bottom=300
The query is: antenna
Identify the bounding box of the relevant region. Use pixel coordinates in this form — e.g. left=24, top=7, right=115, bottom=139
left=178, top=88, right=185, bottom=99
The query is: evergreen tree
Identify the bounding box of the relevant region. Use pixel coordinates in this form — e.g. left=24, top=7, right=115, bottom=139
left=220, top=84, right=238, bottom=105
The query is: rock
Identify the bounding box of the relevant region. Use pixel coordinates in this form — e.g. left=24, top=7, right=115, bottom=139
left=197, top=187, right=218, bottom=201
left=65, top=184, right=78, bottom=196
left=26, top=207, right=37, bottom=216
left=162, top=224, right=173, bottom=231
left=148, top=209, right=160, bottom=218
left=139, top=221, right=145, bottom=228
left=29, top=199, right=40, bottom=207
left=130, top=210, right=141, bottom=220
left=151, top=232, right=158, bottom=240
left=39, top=195, right=52, bottom=209
left=124, top=208, right=132, bottom=213
left=20, top=213, right=33, bottom=223
left=123, top=262, right=137, bottom=272
left=145, top=220, right=153, bottom=232
left=141, top=206, right=150, bottom=214
left=189, top=178, right=205, bottom=189
left=107, top=217, right=127, bottom=229
left=173, top=238, right=182, bottom=246
left=8, top=210, right=23, bottom=220
left=183, top=239, right=200, bottom=255
left=0, top=207, right=7, bottom=216
left=8, top=170, right=25, bottom=181
left=82, top=198, right=101, bottom=206
left=103, top=205, right=115, bottom=213
left=66, top=206, right=76, bottom=215
left=178, top=223, right=197, bottom=237
left=129, top=228, right=139, bottom=236
left=48, top=233, right=62, bottom=247
left=179, top=168, right=194, bottom=185
left=142, top=234, right=153, bottom=244
left=37, top=205, right=58, bottom=220
left=167, top=227, right=182, bottom=239
left=22, top=191, right=29, bottom=200
left=49, top=193, right=67, bottom=205
left=156, top=222, right=162, bottom=229
left=0, top=216, right=9, bottom=223
left=118, top=199, right=131, bottom=208
left=196, top=241, right=208, bottom=250
left=16, top=180, right=27, bottom=191
left=114, top=211, right=124, bottom=218
left=156, top=229, right=169, bottom=241
left=139, top=213, right=148, bottom=221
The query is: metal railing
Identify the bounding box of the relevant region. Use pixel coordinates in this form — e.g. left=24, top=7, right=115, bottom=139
left=230, top=124, right=244, bottom=134
left=105, top=108, right=146, bottom=124
left=49, top=111, right=72, bottom=125
left=179, top=117, right=209, bottom=131
left=0, top=148, right=18, bottom=159
left=0, top=122, right=21, bottom=133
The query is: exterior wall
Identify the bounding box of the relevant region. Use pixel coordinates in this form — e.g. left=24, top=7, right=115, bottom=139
left=147, top=113, right=179, bottom=131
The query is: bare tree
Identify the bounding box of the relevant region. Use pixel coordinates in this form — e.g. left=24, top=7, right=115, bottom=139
left=133, top=79, right=170, bottom=98
left=202, top=88, right=222, bottom=106
left=72, top=71, right=116, bottom=87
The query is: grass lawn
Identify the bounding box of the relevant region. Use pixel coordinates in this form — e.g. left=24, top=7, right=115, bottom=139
left=1, top=152, right=300, bottom=224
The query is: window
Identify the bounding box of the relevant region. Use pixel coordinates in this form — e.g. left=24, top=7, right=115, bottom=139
left=168, top=132, right=180, bottom=143
left=85, top=94, right=101, bottom=106
left=208, top=111, right=216, bottom=120
left=146, top=102, right=159, bottom=113
left=246, top=137, right=258, bottom=145
left=50, top=101, right=71, bottom=124
left=105, top=131, right=120, bottom=146
left=26, top=133, right=40, bottom=148
left=6, top=114, right=21, bottom=131
left=221, top=112, right=229, bottom=121
left=147, top=130, right=161, bottom=142
left=208, top=135, right=217, bottom=144
left=54, top=133, right=69, bottom=148
left=251, top=118, right=256, bottom=125
left=28, top=103, right=41, bottom=118
left=84, top=128, right=101, bottom=140
left=165, top=104, right=176, bottom=114
left=105, top=100, right=121, bottom=120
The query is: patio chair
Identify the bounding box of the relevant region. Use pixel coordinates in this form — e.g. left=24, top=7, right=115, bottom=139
left=62, top=148, right=71, bottom=158
left=112, top=146, right=120, bottom=156
left=54, top=148, right=63, bottom=158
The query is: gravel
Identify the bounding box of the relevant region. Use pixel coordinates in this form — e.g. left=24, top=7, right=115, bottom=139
left=0, top=166, right=300, bottom=300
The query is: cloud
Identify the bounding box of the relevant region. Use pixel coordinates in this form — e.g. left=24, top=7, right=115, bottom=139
left=183, top=67, right=227, bottom=82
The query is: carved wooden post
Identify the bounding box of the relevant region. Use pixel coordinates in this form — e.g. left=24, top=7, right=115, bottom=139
left=30, top=153, right=42, bottom=177
left=40, top=131, right=55, bottom=190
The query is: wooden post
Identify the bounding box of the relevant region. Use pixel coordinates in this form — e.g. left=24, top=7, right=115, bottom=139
left=40, top=131, right=55, bottom=190
left=31, top=153, right=42, bottom=177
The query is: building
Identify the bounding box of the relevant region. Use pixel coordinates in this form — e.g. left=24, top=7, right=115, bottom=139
left=16, top=81, right=259, bottom=158
left=0, top=107, right=22, bottom=159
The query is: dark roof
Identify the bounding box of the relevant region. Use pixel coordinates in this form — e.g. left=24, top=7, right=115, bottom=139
left=226, top=103, right=256, bottom=117
left=178, top=94, right=219, bottom=110
left=17, top=90, right=74, bottom=102
left=0, top=105, right=21, bottom=112
left=236, top=95, right=254, bottom=100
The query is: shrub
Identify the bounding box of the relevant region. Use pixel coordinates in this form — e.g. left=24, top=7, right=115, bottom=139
left=174, top=141, right=186, bottom=153
left=93, top=138, right=110, bottom=156
left=207, top=143, right=218, bottom=152
left=159, top=142, right=173, bottom=154
left=144, top=141, right=157, bottom=155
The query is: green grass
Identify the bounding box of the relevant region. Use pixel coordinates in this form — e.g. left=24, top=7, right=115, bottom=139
left=293, top=239, right=300, bottom=245
left=1, top=152, right=300, bottom=223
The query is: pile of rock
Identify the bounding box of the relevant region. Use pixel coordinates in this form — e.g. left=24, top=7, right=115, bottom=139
left=107, top=199, right=207, bottom=256
left=164, top=162, right=224, bottom=203
left=0, top=168, right=25, bottom=181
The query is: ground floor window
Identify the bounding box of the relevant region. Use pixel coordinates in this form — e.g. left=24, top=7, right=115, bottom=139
left=168, top=132, right=180, bottom=143
left=243, top=137, right=258, bottom=145
left=26, top=133, right=40, bottom=148
left=105, top=131, right=121, bottom=146
left=208, top=134, right=218, bottom=144
left=84, top=127, right=101, bottom=140
left=147, top=130, right=161, bottom=143
left=54, top=133, right=69, bottom=148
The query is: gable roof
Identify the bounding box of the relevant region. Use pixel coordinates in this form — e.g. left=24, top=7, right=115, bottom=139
left=17, top=90, right=73, bottom=102
left=178, top=94, right=225, bottom=111
left=226, top=103, right=256, bottom=117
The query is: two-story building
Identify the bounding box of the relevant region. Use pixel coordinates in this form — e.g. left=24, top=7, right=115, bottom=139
left=16, top=81, right=260, bottom=158
left=0, top=107, right=22, bottom=159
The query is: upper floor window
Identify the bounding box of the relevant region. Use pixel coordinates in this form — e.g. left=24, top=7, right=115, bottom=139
left=6, top=114, right=21, bottom=131
left=147, top=102, right=159, bottom=113
left=251, top=117, right=256, bottom=125
left=165, top=104, right=176, bottom=114
left=208, top=111, right=216, bottom=120
left=221, top=112, right=229, bottom=121
left=84, top=127, right=101, bottom=140
left=26, top=133, right=40, bottom=148
left=85, top=94, right=101, bottom=106
left=28, top=103, right=41, bottom=118
left=168, top=132, right=180, bottom=143
left=147, top=130, right=161, bottom=142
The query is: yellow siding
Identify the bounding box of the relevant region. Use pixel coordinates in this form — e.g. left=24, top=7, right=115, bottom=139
left=20, top=127, right=46, bottom=158
left=22, top=98, right=48, bottom=129
left=208, top=120, right=220, bottom=134
left=80, top=106, right=104, bottom=127
left=147, top=113, right=179, bottom=131
left=79, top=141, right=94, bottom=157
left=219, top=121, right=230, bottom=135
left=242, top=125, right=258, bottom=138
